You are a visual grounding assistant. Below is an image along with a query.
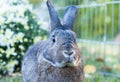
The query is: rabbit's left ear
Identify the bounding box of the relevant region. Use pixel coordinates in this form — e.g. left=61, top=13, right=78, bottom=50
left=63, top=6, right=77, bottom=30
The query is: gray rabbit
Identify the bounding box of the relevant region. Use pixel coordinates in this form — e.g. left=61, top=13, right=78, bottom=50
left=21, top=0, right=83, bottom=82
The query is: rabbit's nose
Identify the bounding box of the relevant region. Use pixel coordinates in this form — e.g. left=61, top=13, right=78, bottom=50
left=63, top=50, right=74, bottom=58
left=64, top=51, right=73, bottom=56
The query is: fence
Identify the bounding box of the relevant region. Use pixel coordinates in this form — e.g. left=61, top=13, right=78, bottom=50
left=58, top=0, right=120, bottom=78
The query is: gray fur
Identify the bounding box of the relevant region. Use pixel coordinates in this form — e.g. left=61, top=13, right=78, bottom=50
left=22, top=0, right=83, bottom=82
left=46, top=0, right=62, bottom=32
left=63, top=6, right=77, bottom=30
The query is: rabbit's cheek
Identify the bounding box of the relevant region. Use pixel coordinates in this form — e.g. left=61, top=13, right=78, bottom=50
left=55, top=52, right=66, bottom=63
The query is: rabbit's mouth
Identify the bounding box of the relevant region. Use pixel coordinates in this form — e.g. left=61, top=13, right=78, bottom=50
left=63, top=57, right=80, bottom=68
left=65, top=62, right=75, bottom=67
left=54, top=60, right=78, bottom=68
left=62, top=62, right=77, bottom=68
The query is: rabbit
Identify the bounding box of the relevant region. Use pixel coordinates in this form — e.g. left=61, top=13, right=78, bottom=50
left=21, top=0, right=83, bottom=82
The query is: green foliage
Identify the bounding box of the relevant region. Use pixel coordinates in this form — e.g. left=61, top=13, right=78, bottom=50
left=29, top=0, right=41, bottom=5
left=0, top=74, right=120, bottom=82
left=0, top=0, right=47, bottom=76
left=0, top=76, right=22, bottom=82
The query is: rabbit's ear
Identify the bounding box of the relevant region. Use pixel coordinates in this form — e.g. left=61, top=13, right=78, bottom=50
left=46, top=0, right=62, bottom=32
left=63, top=6, right=77, bottom=30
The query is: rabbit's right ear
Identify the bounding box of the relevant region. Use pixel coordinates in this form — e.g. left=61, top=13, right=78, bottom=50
left=63, top=6, right=77, bottom=30
left=46, top=0, right=62, bottom=32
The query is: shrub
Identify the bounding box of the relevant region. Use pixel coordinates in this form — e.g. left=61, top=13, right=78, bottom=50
left=0, top=0, right=47, bottom=76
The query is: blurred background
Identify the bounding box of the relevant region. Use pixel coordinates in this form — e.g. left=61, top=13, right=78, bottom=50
left=0, top=0, right=120, bottom=82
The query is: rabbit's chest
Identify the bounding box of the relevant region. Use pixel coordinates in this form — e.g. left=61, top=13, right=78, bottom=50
left=38, top=65, right=83, bottom=82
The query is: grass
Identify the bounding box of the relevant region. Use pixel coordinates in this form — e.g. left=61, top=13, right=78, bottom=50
left=0, top=76, right=22, bottom=82
left=0, top=74, right=120, bottom=82
left=84, top=74, right=120, bottom=82
left=77, top=42, right=120, bottom=74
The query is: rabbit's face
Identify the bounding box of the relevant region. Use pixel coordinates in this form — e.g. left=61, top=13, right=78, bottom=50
left=43, top=0, right=80, bottom=68
left=43, top=29, right=81, bottom=68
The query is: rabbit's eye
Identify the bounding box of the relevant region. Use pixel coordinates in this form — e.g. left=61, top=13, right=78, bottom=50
left=52, top=35, right=55, bottom=43
left=52, top=38, right=55, bottom=43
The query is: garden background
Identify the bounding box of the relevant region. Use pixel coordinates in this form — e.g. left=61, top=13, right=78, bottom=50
left=0, top=0, right=120, bottom=82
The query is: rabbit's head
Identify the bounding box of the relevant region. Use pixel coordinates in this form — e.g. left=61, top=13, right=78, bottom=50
left=42, top=0, right=81, bottom=68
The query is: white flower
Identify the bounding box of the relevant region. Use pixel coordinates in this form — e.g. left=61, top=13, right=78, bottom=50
left=0, top=17, right=5, bottom=25
left=0, top=48, right=5, bottom=53
left=16, top=32, right=25, bottom=42
left=5, top=48, right=15, bottom=58
left=19, top=45, right=25, bottom=50
left=0, top=29, right=4, bottom=34
left=24, top=38, right=28, bottom=42
left=13, top=52, right=17, bottom=56
left=6, top=60, right=18, bottom=74
left=5, top=29, right=14, bottom=38
left=0, top=0, right=32, bottom=25
left=24, top=25, right=30, bottom=30
left=0, top=34, right=9, bottom=46
left=0, top=29, right=15, bottom=46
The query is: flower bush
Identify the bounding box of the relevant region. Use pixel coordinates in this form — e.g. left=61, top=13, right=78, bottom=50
left=0, top=0, right=47, bottom=76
